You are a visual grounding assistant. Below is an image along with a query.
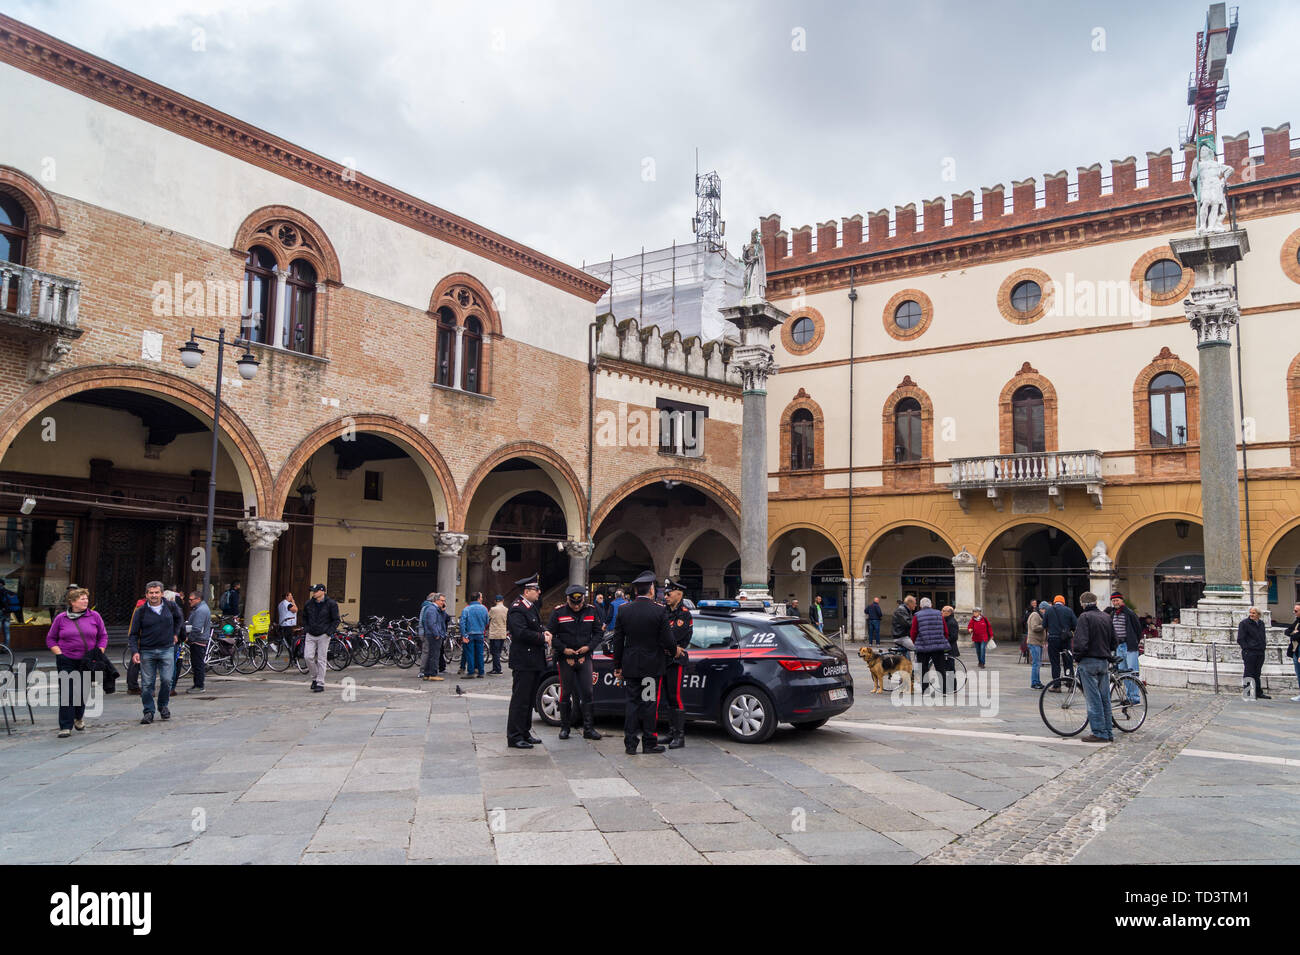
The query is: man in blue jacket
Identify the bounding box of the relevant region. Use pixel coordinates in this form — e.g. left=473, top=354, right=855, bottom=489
left=1044, top=595, right=1078, bottom=684
left=420, top=592, right=447, bottom=682
left=459, top=592, right=490, bottom=678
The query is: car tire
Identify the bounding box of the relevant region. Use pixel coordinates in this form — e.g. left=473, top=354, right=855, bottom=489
left=791, top=717, right=828, bottom=731
left=534, top=674, right=563, bottom=726
left=721, top=685, right=777, bottom=744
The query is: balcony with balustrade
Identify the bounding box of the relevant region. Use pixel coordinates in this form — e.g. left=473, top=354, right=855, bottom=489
left=950, top=450, right=1104, bottom=511
left=0, top=261, right=82, bottom=380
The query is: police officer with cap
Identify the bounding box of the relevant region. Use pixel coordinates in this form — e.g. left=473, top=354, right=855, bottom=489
left=658, top=578, right=693, bottom=749
left=506, top=572, right=551, bottom=749
left=612, top=569, right=678, bottom=755
left=548, top=585, right=603, bottom=741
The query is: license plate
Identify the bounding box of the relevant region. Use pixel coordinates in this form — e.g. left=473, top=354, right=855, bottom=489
left=828, top=688, right=848, bottom=701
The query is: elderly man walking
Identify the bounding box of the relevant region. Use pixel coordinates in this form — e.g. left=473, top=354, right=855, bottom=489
left=419, top=592, right=447, bottom=682
left=909, top=597, right=949, bottom=691
left=1237, top=606, right=1269, bottom=700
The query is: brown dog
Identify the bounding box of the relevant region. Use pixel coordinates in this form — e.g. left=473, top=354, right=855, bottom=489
left=858, top=646, right=914, bottom=693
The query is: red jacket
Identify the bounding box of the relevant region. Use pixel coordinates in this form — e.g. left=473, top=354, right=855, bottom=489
left=967, top=615, right=993, bottom=643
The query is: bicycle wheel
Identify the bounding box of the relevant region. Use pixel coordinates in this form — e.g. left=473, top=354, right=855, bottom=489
left=178, top=644, right=192, bottom=678
left=265, top=637, right=292, bottom=671
left=122, top=645, right=133, bottom=671
left=393, top=637, right=417, bottom=669
left=0, top=644, right=11, bottom=670
left=1039, top=677, right=1089, bottom=737
left=294, top=641, right=309, bottom=673
left=1110, top=675, right=1148, bottom=732
left=208, top=647, right=236, bottom=675
left=233, top=641, right=263, bottom=674
left=352, top=636, right=377, bottom=667
left=327, top=636, right=350, bottom=671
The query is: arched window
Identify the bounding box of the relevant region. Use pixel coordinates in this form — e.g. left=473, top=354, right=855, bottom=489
left=242, top=246, right=277, bottom=344
left=435, top=307, right=457, bottom=387
left=1012, top=385, right=1045, bottom=453
left=0, top=193, right=26, bottom=265
left=284, top=259, right=317, bottom=354
left=894, top=397, right=922, bottom=463
left=1149, top=372, right=1188, bottom=447
left=790, top=408, right=814, bottom=469
left=462, top=316, right=483, bottom=393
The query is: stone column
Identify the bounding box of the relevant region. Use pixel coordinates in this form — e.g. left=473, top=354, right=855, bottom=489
left=952, top=546, right=978, bottom=628
left=435, top=532, right=468, bottom=614
left=849, top=576, right=869, bottom=642
left=270, top=272, right=289, bottom=347
left=562, top=541, right=595, bottom=589
left=452, top=326, right=465, bottom=390
left=1170, top=229, right=1250, bottom=598
left=720, top=300, right=788, bottom=603
left=1088, top=541, right=1116, bottom=601
left=465, top=543, right=491, bottom=599
left=238, top=518, right=288, bottom=626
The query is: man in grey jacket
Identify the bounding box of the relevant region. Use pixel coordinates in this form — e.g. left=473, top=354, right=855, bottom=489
left=182, top=590, right=211, bottom=694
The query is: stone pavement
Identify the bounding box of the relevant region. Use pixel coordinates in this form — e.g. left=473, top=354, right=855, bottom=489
left=1, top=645, right=1297, bottom=864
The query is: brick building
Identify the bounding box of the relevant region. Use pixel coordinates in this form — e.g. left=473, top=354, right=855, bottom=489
left=0, top=16, right=742, bottom=646
left=761, top=123, right=1300, bottom=638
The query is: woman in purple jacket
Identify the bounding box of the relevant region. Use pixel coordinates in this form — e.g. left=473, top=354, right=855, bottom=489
left=46, top=587, right=108, bottom=738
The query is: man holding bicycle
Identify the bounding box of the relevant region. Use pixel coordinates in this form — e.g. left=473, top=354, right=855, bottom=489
left=1071, top=592, right=1117, bottom=743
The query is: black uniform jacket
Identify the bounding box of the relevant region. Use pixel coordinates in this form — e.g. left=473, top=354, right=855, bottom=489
left=507, top=597, right=547, bottom=671
left=612, top=596, right=675, bottom=680
left=664, top=601, right=693, bottom=662
left=548, top=602, right=602, bottom=659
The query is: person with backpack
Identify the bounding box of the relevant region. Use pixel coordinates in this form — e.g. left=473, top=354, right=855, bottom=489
left=219, top=581, right=241, bottom=618
left=46, top=587, right=108, bottom=738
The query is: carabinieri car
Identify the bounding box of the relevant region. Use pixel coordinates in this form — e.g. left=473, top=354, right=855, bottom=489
left=533, top=600, right=854, bottom=743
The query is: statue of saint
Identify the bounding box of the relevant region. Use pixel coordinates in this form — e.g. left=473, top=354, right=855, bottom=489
left=1190, top=141, right=1233, bottom=234
left=741, top=228, right=766, bottom=302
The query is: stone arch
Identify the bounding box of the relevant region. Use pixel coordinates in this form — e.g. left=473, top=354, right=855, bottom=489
left=998, top=362, right=1059, bottom=454
left=233, top=204, right=342, bottom=282
left=272, top=414, right=456, bottom=523
left=1257, top=513, right=1300, bottom=580
left=1133, top=346, right=1199, bottom=451
left=430, top=272, right=504, bottom=338
left=767, top=520, right=849, bottom=572
left=591, top=467, right=741, bottom=537
left=976, top=516, right=1088, bottom=565
left=460, top=442, right=586, bottom=536
left=862, top=519, right=960, bottom=570
left=668, top=524, right=742, bottom=575
left=1112, top=511, right=1204, bottom=562
left=0, top=364, right=273, bottom=514
left=780, top=388, right=824, bottom=471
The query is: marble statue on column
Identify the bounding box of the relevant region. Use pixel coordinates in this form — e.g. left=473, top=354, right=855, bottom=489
left=741, top=228, right=767, bottom=303
left=1190, top=141, right=1233, bottom=235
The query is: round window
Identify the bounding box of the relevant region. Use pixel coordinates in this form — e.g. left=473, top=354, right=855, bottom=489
left=791, top=316, right=815, bottom=345
left=894, top=300, right=922, bottom=330
left=1010, top=280, right=1041, bottom=313
left=1144, top=259, right=1183, bottom=295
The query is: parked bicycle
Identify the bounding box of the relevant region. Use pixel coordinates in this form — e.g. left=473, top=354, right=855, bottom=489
left=1039, top=652, right=1147, bottom=737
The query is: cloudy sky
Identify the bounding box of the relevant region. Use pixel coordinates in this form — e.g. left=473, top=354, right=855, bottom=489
left=6, top=0, right=1298, bottom=267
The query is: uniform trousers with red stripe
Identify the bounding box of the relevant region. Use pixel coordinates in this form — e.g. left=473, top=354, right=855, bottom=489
left=659, top=661, right=685, bottom=725
left=556, top=655, right=594, bottom=726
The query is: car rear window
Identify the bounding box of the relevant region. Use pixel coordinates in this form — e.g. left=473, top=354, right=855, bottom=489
left=736, top=621, right=837, bottom=654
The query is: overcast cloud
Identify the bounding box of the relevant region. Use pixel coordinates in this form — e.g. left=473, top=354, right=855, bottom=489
left=5, top=0, right=1297, bottom=268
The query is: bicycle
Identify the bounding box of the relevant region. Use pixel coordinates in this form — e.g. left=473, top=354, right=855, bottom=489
left=1039, top=654, right=1147, bottom=737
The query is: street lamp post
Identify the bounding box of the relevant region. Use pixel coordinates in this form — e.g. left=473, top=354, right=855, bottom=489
left=178, top=326, right=260, bottom=606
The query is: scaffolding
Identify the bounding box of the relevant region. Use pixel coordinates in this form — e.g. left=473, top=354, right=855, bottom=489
left=583, top=240, right=744, bottom=342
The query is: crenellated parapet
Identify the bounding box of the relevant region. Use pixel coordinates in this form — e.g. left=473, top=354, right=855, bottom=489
left=595, top=313, right=734, bottom=384
left=760, top=124, right=1299, bottom=277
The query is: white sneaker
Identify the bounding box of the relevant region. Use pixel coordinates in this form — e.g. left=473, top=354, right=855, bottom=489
left=1290, top=694, right=1300, bottom=702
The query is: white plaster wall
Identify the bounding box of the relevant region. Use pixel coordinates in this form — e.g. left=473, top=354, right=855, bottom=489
left=1, top=63, right=593, bottom=356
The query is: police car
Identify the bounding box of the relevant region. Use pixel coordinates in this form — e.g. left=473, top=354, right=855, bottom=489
left=534, top=600, right=854, bottom=743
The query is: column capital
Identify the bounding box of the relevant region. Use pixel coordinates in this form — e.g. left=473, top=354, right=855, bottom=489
left=1088, top=540, right=1114, bottom=575
left=951, top=546, right=977, bottom=568
left=561, top=540, right=595, bottom=559
left=238, top=518, right=288, bottom=551
left=435, top=531, right=469, bottom=556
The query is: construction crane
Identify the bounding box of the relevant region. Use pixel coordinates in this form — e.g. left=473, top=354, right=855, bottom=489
left=1181, top=3, right=1238, bottom=150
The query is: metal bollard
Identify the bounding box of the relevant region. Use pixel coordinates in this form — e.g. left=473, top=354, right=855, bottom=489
left=1209, top=642, right=1219, bottom=694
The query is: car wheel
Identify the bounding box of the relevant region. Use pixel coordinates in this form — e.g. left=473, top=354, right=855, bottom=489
left=791, top=717, right=828, bottom=731
left=534, top=675, right=563, bottom=726
left=721, top=686, right=777, bottom=744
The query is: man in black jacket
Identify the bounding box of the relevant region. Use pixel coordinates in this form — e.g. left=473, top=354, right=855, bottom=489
left=1237, top=606, right=1269, bottom=700
left=1045, top=596, right=1078, bottom=682
left=128, top=580, right=183, bottom=725
left=506, top=573, right=551, bottom=749
left=548, top=585, right=603, bottom=741
left=613, top=570, right=677, bottom=755
left=301, top=583, right=340, bottom=693
left=1070, top=593, right=1117, bottom=742
left=657, top=579, right=693, bottom=749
